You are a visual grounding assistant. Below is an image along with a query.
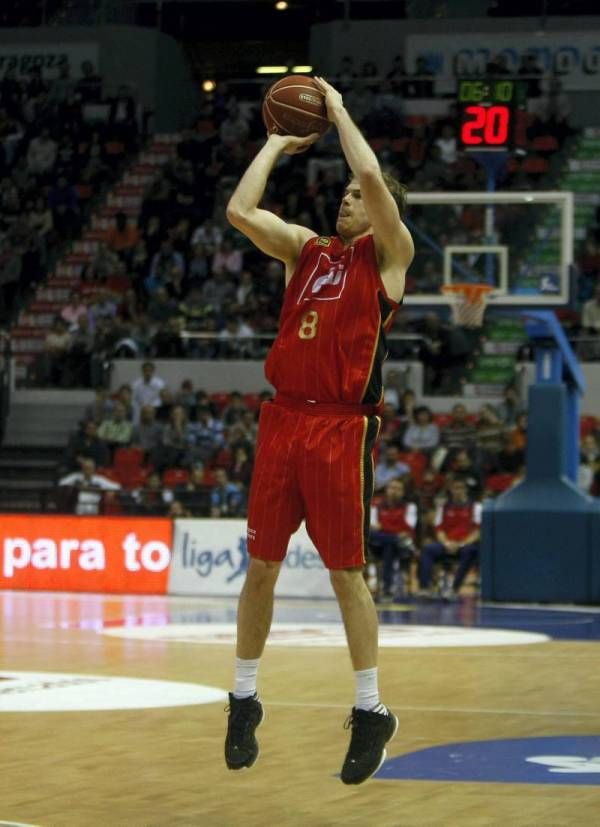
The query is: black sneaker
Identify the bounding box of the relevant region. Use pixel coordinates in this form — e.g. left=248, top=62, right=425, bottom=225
left=340, top=706, right=398, bottom=785
left=224, top=693, right=264, bottom=770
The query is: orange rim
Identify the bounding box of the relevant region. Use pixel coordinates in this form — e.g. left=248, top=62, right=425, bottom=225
left=441, top=283, right=495, bottom=303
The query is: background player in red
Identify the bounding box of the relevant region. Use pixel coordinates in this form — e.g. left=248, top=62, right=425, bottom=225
left=224, top=76, right=414, bottom=784
left=418, top=478, right=481, bottom=600
left=369, top=477, right=418, bottom=601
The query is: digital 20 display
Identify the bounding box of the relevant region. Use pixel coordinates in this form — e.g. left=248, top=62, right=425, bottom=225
left=457, top=80, right=522, bottom=152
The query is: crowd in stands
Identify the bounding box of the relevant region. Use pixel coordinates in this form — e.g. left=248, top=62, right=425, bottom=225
left=0, top=58, right=139, bottom=329
left=1, top=50, right=583, bottom=387
left=57, top=361, right=600, bottom=598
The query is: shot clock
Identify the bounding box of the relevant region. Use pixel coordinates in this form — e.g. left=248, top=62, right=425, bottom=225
left=457, top=79, right=526, bottom=152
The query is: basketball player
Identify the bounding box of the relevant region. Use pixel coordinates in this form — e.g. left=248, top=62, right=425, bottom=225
left=224, top=76, right=414, bottom=784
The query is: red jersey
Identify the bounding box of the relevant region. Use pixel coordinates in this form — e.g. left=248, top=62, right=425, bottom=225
left=434, top=501, right=482, bottom=542
left=371, top=500, right=417, bottom=537
left=265, top=234, right=399, bottom=405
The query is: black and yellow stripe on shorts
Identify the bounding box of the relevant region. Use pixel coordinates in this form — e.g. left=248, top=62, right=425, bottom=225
left=359, top=415, right=381, bottom=562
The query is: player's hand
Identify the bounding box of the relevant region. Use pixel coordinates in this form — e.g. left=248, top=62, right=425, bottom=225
left=312, top=76, right=344, bottom=122
left=267, top=132, right=320, bottom=155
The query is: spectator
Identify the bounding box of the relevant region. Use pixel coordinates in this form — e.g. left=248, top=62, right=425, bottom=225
left=97, top=401, right=134, bottom=451
left=212, top=238, right=243, bottom=276
left=475, top=404, right=506, bottom=463
left=200, top=267, right=235, bottom=315
left=152, top=404, right=192, bottom=470
left=495, top=383, right=522, bottom=427
left=496, top=431, right=525, bottom=475
left=218, top=314, right=256, bottom=358
left=108, top=84, right=138, bottom=149
left=236, top=270, right=255, bottom=307
left=446, top=448, right=483, bottom=500
left=219, top=103, right=249, bottom=148
left=132, top=404, right=163, bottom=456
left=440, top=404, right=477, bottom=453
left=59, top=457, right=120, bottom=515
left=84, top=387, right=114, bottom=424
left=434, top=125, right=458, bottom=166
left=508, top=412, right=528, bottom=452
left=175, top=463, right=211, bottom=515
left=147, top=239, right=185, bottom=290
left=406, top=56, right=434, bottom=98
left=210, top=467, right=245, bottom=517
left=133, top=471, right=173, bottom=515
left=64, top=420, right=111, bottom=471
left=106, top=211, right=140, bottom=256
left=529, top=77, right=572, bottom=142
left=222, top=391, right=247, bottom=426
left=581, top=282, right=600, bottom=333
left=168, top=499, right=191, bottom=518
left=147, top=286, right=179, bottom=324
left=26, top=127, right=57, bottom=178
left=48, top=175, right=80, bottom=240
left=418, top=478, right=480, bottom=600
left=61, top=290, right=88, bottom=330
left=64, top=313, right=94, bottom=386
left=188, top=402, right=225, bottom=464
left=75, top=60, right=103, bottom=104
left=369, top=478, right=417, bottom=601
left=132, top=361, right=166, bottom=422
left=190, top=217, right=223, bottom=254
left=374, top=444, right=410, bottom=490
left=230, top=445, right=253, bottom=488
left=40, top=316, right=71, bottom=386
left=402, top=405, right=439, bottom=453
left=517, top=53, right=542, bottom=98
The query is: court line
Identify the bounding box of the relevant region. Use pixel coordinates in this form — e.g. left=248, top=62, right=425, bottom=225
left=266, top=700, right=600, bottom=718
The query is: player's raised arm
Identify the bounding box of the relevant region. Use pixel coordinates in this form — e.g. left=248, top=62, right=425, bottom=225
left=313, top=76, right=414, bottom=294
left=226, top=133, right=319, bottom=278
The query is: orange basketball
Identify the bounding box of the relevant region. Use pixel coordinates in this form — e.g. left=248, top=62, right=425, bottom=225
left=262, top=75, right=330, bottom=138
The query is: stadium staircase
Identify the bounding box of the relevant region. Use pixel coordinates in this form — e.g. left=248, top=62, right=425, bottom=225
left=11, top=134, right=179, bottom=387
left=1, top=135, right=179, bottom=512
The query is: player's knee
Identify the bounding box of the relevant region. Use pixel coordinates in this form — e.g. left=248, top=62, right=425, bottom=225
left=246, top=556, right=281, bottom=588
left=329, top=566, right=365, bottom=600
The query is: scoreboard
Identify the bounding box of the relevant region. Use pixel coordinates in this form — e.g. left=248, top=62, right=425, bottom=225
left=457, top=79, right=527, bottom=152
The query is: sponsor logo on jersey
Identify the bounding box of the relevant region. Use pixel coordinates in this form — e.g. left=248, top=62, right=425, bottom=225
left=317, top=237, right=331, bottom=246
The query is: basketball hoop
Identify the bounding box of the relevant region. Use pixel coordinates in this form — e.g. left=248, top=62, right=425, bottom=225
left=441, top=283, right=495, bottom=328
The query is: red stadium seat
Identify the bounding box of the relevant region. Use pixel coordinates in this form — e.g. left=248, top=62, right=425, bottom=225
left=114, top=447, right=144, bottom=470
left=485, top=473, right=515, bottom=494
left=162, top=468, right=190, bottom=488
left=209, top=391, right=231, bottom=413
left=531, top=134, right=559, bottom=153
left=580, top=415, right=597, bottom=438
left=432, top=413, right=452, bottom=428
left=242, top=393, right=261, bottom=412
left=397, top=451, right=428, bottom=484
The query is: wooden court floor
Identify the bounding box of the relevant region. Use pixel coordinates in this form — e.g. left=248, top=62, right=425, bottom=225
left=1, top=592, right=599, bottom=827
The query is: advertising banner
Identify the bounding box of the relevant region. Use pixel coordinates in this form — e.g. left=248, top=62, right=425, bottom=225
left=0, top=42, right=99, bottom=78
left=406, top=32, right=600, bottom=92
left=169, top=520, right=335, bottom=599
left=0, top=515, right=172, bottom=593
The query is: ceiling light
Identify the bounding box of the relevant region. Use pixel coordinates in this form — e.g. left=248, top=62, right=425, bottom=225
left=275, top=1, right=288, bottom=9
left=202, top=79, right=216, bottom=92
left=256, top=65, right=288, bottom=74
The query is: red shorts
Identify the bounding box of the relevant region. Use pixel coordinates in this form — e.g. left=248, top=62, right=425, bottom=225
left=247, top=398, right=381, bottom=569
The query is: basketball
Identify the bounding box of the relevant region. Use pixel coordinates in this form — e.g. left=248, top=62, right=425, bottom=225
left=262, top=74, right=330, bottom=138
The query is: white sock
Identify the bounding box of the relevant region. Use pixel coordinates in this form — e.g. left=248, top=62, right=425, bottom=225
left=233, top=657, right=259, bottom=699
left=355, top=667, right=382, bottom=711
